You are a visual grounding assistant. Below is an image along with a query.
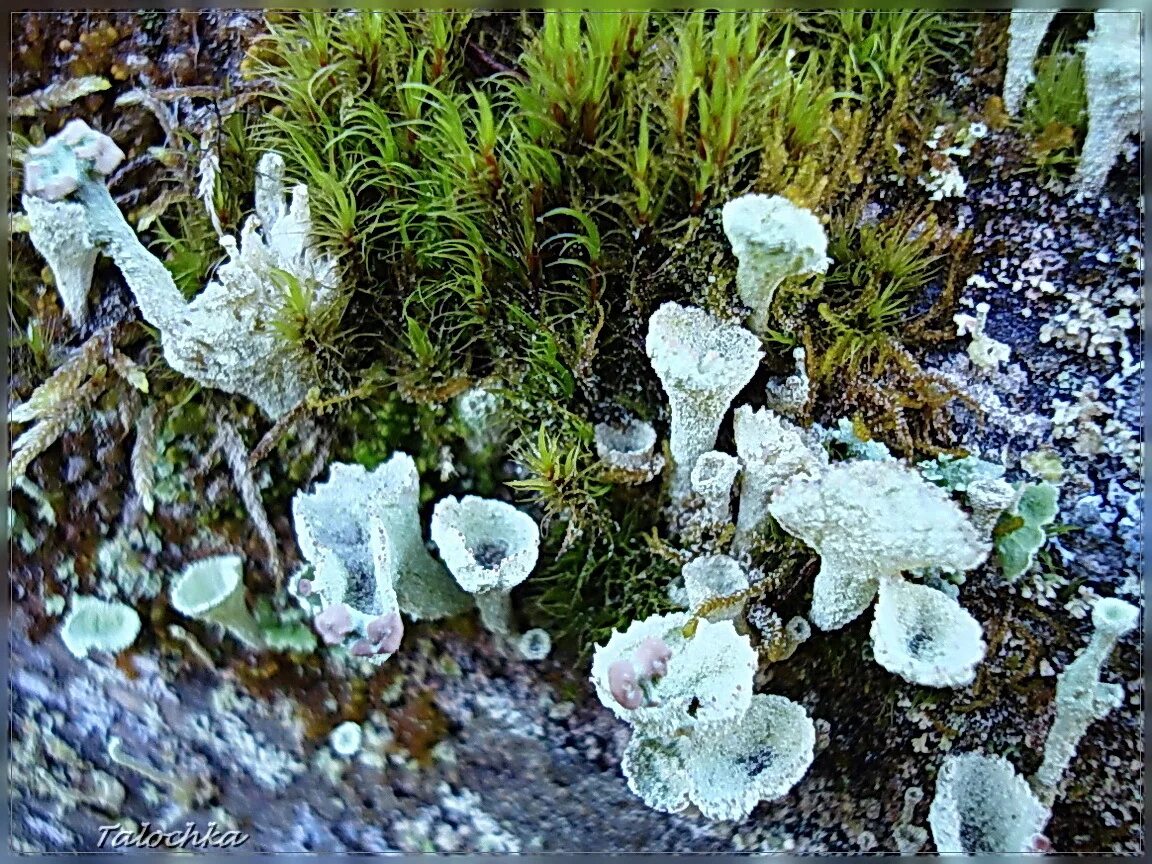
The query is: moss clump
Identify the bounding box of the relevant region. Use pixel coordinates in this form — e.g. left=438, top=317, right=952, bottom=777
left=235, top=10, right=982, bottom=653
left=11, top=10, right=982, bottom=659
left=521, top=513, right=679, bottom=664
left=1020, top=44, right=1088, bottom=178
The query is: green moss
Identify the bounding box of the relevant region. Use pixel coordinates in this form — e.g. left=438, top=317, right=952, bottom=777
left=522, top=510, right=678, bottom=663
left=807, top=11, right=971, bottom=101
left=11, top=10, right=996, bottom=663
left=1021, top=43, right=1087, bottom=177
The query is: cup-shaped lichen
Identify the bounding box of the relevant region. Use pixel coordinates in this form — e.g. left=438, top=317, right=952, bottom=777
left=59, top=595, right=141, bottom=660
left=170, top=555, right=265, bottom=650
left=682, top=693, right=816, bottom=821
left=769, top=460, right=988, bottom=631
left=22, top=120, right=125, bottom=325
left=293, top=456, right=470, bottom=625
left=1075, top=13, right=1142, bottom=196
left=594, top=416, right=664, bottom=484
left=732, top=405, right=826, bottom=555
left=645, top=303, right=764, bottom=505
left=23, top=118, right=124, bottom=200
left=929, top=752, right=1050, bottom=854
left=330, top=721, right=364, bottom=758
left=622, top=693, right=816, bottom=822
left=294, top=512, right=406, bottom=663
left=518, top=628, right=553, bottom=661
left=591, top=612, right=757, bottom=734
left=431, top=495, right=540, bottom=636
left=1002, top=11, right=1059, bottom=116
left=371, top=454, right=473, bottom=620
left=721, top=193, right=829, bottom=332
left=870, top=576, right=986, bottom=688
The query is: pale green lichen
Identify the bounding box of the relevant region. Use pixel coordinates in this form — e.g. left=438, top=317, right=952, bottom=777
left=170, top=555, right=266, bottom=650
left=1003, top=11, right=1060, bottom=116
left=995, top=482, right=1059, bottom=581
left=22, top=124, right=341, bottom=419
left=293, top=456, right=470, bottom=628
left=591, top=612, right=756, bottom=735
left=870, top=576, right=986, bottom=688
left=431, top=495, right=540, bottom=637
left=769, top=460, right=988, bottom=631
left=681, top=555, right=750, bottom=621
left=919, top=452, right=1006, bottom=494
left=929, top=752, right=1050, bottom=854
left=690, top=451, right=741, bottom=526
left=623, top=694, right=815, bottom=822
left=1075, top=13, right=1141, bottom=195
left=593, top=417, right=665, bottom=484
left=732, top=405, right=827, bottom=555
left=1032, top=596, right=1138, bottom=804
left=646, top=303, right=764, bottom=505
left=59, top=596, right=141, bottom=660
left=721, top=193, right=830, bottom=332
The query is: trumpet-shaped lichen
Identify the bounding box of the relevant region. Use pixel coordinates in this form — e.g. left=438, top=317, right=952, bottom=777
left=431, top=495, right=540, bottom=637
left=170, top=555, right=266, bottom=650
left=293, top=456, right=470, bottom=628
left=645, top=303, right=764, bottom=504
left=1003, top=11, right=1060, bottom=116
left=768, top=460, right=988, bottom=631
left=929, top=752, right=1050, bottom=854
left=591, top=612, right=757, bottom=735
left=594, top=417, right=665, bottom=484
left=870, top=576, right=986, bottom=688
left=682, top=555, right=750, bottom=621
left=721, top=193, right=830, bottom=332
left=690, top=451, right=741, bottom=526
left=22, top=125, right=341, bottom=419
left=622, top=694, right=815, bottom=822
left=1075, top=13, right=1142, bottom=195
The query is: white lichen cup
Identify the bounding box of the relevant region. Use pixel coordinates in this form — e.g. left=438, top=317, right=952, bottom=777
left=60, top=595, right=141, bottom=660
left=431, top=495, right=540, bottom=637
left=594, top=417, right=665, bottom=484
left=721, top=193, right=830, bottom=332
left=645, top=302, right=764, bottom=506
left=170, top=555, right=266, bottom=650
left=621, top=693, right=816, bottom=822
left=591, top=612, right=757, bottom=734
left=929, top=752, right=1050, bottom=854
left=769, top=460, right=988, bottom=632
left=870, top=576, right=986, bottom=688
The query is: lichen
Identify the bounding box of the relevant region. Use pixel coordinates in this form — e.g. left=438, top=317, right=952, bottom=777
left=645, top=302, right=764, bottom=505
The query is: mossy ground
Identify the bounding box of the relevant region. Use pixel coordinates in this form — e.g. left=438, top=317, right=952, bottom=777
left=2, top=9, right=1076, bottom=659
